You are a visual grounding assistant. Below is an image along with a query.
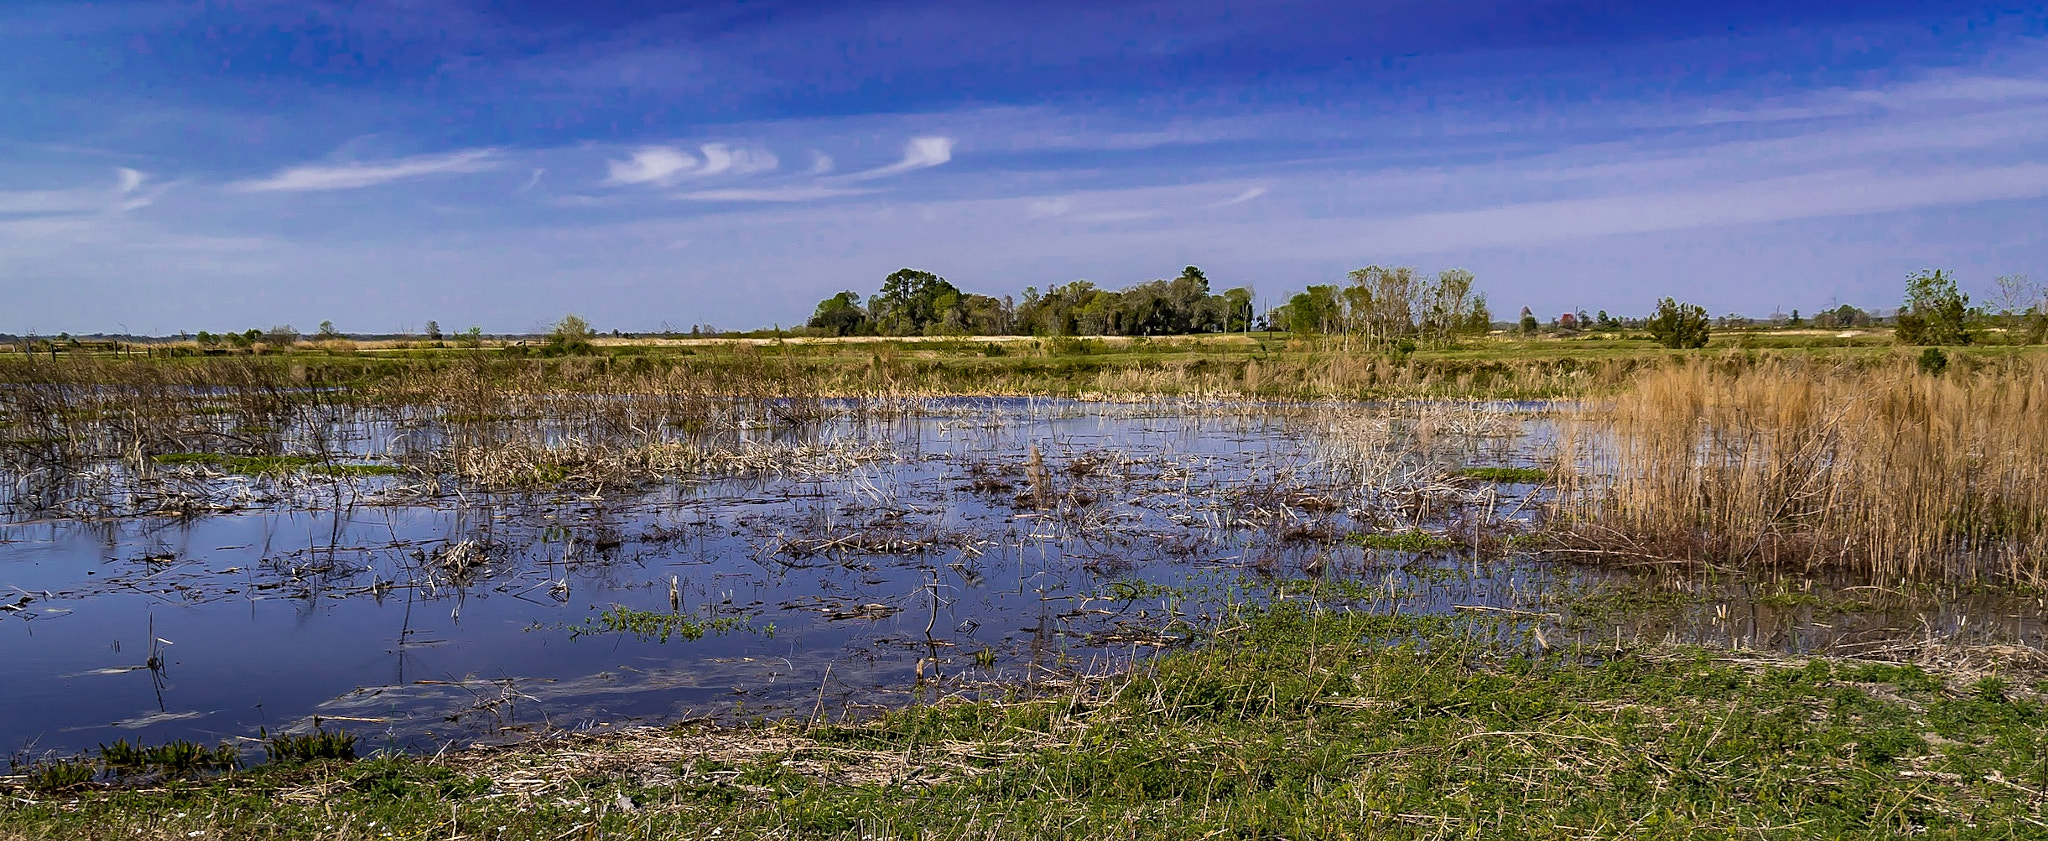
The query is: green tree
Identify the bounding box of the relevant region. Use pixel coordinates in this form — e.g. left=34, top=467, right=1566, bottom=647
left=1464, top=295, right=1493, bottom=334
left=1518, top=307, right=1539, bottom=335
left=550, top=314, right=595, bottom=350
left=1895, top=269, right=1971, bottom=346
left=807, top=291, right=870, bottom=337
left=1342, top=265, right=1418, bottom=344
left=460, top=326, right=484, bottom=349
left=1646, top=298, right=1711, bottom=349
left=1283, top=285, right=1343, bottom=334
left=317, top=320, right=340, bottom=339
left=425, top=320, right=443, bottom=341
left=1221, top=287, right=1255, bottom=332
left=871, top=269, right=962, bottom=336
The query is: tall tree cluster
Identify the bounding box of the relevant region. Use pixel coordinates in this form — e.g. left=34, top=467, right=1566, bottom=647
left=1272, top=266, right=1491, bottom=344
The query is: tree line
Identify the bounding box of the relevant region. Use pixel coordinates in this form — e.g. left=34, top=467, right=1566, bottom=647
left=809, top=266, right=1257, bottom=338
left=810, top=264, right=1488, bottom=344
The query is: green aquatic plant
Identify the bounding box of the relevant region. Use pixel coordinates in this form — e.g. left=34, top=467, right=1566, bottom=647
left=1455, top=465, right=1547, bottom=483
left=94, top=739, right=236, bottom=776
left=1346, top=530, right=1454, bottom=552
left=264, top=728, right=357, bottom=764
left=22, top=760, right=94, bottom=793
left=571, top=606, right=760, bottom=644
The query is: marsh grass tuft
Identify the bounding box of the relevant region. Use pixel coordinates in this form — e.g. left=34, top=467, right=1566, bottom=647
left=571, top=606, right=761, bottom=643
left=20, top=761, right=93, bottom=794
left=1455, top=465, right=1547, bottom=483
left=92, top=738, right=237, bottom=777
left=264, top=728, right=357, bottom=764
left=1346, top=530, right=1455, bottom=551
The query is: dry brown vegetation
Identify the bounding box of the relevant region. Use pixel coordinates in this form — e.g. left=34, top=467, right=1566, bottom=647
left=1557, top=355, right=2048, bottom=584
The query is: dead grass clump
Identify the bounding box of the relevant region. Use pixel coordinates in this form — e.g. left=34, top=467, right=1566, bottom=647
left=447, top=438, right=897, bottom=489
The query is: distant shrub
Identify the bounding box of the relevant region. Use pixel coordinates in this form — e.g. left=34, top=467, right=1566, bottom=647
left=1646, top=298, right=1711, bottom=349
left=1896, top=269, right=1972, bottom=346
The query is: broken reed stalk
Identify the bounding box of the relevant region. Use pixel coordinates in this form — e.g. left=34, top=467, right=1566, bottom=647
left=1556, top=355, right=2048, bottom=585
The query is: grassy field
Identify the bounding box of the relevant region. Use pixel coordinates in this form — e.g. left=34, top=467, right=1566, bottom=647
left=5, top=593, right=2045, bottom=840
left=8, top=328, right=2042, bottom=402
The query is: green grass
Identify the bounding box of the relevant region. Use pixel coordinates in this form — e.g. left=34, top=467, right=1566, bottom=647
left=22, top=330, right=2045, bottom=404
left=568, top=606, right=765, bottom=643
left=1456, top=465, right=1549, bottom=483
left=1347, top=529, right=1456, bottom=551
left=12, top=598, right=2040, bottom=839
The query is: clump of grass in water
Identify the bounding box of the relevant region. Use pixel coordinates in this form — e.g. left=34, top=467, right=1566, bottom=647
left=95, top=739, right=238, bottom=776
left=1347, top=530, right=1454, bottom=551
left=264, top=728, right=356, bottom=764
left=19, top=760, right=94, bottom=793
left=571, top=606, right=763, bottom=643
left=1455, top=465, right=1547, bottom=483
left=151, top=453, right=400, bottom=477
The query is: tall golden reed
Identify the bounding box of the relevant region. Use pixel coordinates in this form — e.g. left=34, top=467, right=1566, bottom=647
left=1559, top=354, right=2048, bottom=584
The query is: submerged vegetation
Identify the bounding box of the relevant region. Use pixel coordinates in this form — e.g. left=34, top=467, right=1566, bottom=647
left=570, top=606, right=764, bottom=644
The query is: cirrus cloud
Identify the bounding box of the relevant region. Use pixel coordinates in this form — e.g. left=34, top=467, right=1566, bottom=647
left=233, top=149, right=502, bottom=192
left=674, top=185, right=875, bottom=202
left=604, top=143, right=779, bottom=186
left=843, top=136, right=955, bottom=181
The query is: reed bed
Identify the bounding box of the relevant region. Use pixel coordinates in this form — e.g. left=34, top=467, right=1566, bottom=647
left=1557, top=355, right=2048, bottom=584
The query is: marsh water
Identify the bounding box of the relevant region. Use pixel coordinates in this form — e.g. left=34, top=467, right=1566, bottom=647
left=2, top=398, right=2040, bottom=761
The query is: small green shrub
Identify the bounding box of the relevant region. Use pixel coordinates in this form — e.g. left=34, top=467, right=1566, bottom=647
left=1646, top=298, right=1711, bottom=349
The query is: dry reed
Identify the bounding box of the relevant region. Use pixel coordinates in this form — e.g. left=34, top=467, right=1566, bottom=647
left=1557, top=355, right=2048, bottom=584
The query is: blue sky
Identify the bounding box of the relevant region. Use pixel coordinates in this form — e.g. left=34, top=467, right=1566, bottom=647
left=4, top=0, right=2046, bottom=334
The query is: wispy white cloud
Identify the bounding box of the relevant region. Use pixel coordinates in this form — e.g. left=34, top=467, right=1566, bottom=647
left=1851, top=73, right=2048, bottom=107
left=604, top=143, right=778, bottom=186
left=0, top=167, right=161, bottom=216
left=233, top=149, right=502, bottom=192
left=806, top=150, right=835, bottom=174
left=1209, top=187, right=1267, bottom=207
left=605, top=146, right=697, bottom=186
left=675, top=186, right=875, bottom=202
left=1025, top=197, right=1072, bottom=218
left=844, top=136, right=955, bottom=180
left=698, top=144, right=778, bottom=177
